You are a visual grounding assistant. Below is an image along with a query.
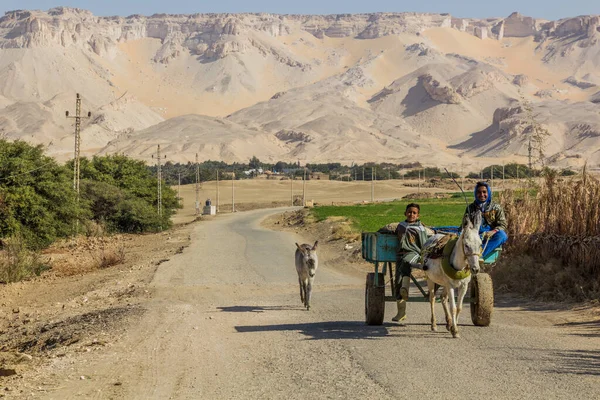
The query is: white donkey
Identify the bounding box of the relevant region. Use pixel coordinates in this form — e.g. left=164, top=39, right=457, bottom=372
left=295, top=241, right=319, bottom=310
left=422, top=211, right=482, bottom=338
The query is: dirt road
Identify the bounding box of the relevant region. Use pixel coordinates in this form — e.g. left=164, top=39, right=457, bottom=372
left=38, top=208, right=599, bottom=399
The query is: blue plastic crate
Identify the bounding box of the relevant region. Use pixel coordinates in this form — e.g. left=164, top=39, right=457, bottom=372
left=361, top=232, right=399, bottom=263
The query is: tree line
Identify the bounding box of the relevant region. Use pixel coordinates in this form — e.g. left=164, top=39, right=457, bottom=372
left=158, top=157, right=576, bottom=185
left=0, top=140, right=179, bottom=251
left=157, top=158, right=424, bottom=185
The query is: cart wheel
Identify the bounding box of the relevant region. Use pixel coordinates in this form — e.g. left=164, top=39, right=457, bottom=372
left=365, top=272, right=385, bottom=326
left=470, top=273, right=494, bottom=326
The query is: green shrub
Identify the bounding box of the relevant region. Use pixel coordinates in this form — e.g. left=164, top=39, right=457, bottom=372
left=0, top=140, right=87, bottom=249
left=78, top=155, right=179, bottom=230
left=116, top=197, right=165, bottom=232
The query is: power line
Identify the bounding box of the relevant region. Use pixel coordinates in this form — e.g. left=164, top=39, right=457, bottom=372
left=0, top=161, right=57, bottom=181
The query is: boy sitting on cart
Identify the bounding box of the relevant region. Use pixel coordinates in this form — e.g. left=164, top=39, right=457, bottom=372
left=392, top=203, right=431, bottom=322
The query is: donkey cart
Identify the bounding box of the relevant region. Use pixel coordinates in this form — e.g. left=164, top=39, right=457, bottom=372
left=361, top=231, right=498, bottom=327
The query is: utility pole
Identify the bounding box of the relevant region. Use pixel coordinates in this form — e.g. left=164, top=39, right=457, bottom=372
left=371, top=167, right=375, bottom=202
left=290, top=172, right=294, bottom=206
left=151, top=145, right=166, bottom=217
left=178, top=171, right=181, bottom=206
left=502, top=163, right=505, bottom=189
left=418, top=170, right=421, bottom=194
left=65, top=93, right=91, bottom=197
left=362, top=167, right=365, bottom=181
left=388, top=167, right=391, bottom=180
left=528, top=135, right=533, bottom=172
left=216, top=169, right=219, bottom=213
left=195, top=153, right=200, bottom=215
left=302, top=167, right=307, bottom=207
left=231, top=170, right=235, bottom=213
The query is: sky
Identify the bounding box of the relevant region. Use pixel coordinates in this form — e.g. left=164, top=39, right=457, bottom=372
left=0, top=0, right=599, bottom=21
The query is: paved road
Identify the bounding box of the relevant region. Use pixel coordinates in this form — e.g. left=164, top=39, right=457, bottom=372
left=50, top=208, right=600, bottom=399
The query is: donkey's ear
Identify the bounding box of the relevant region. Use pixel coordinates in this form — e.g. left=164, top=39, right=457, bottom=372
left=312, top=241, right=318, bottom=250
left=295, top=242, right=303, bottom=252
left=462, top=213, right=473, bottom=230
left=473, top=211, right=482, bottom=231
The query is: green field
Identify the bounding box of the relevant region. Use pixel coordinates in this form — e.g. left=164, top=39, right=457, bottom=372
left=310, top=199, right=468, bottom=232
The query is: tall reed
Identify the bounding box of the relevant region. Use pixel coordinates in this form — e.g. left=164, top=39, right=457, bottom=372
left=495, top=168, right=600, bottom=301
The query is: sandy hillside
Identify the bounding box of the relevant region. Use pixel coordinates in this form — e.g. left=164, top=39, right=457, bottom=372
left=0, top=8, right=599, bottom=169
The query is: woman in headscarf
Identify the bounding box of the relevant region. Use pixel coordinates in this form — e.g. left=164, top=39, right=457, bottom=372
left=465, top=181, right=508, bottom=258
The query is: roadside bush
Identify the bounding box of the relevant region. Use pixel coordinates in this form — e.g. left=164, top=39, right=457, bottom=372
left=92, top=244, right=125, bottom=269
left=0, top=141, right=182, bottom=282
left=0, top=140, right=87, bottom=249
left=0, top=235, right=49, bottom=283
left=77, top=155, right=179, bottom=231
left=116, top=197, right=165, bottom=232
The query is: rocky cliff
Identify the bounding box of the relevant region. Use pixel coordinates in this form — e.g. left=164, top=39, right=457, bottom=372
left=0, top=8, right=452, bottom=61
left=1, top=7, right=600, bottom=168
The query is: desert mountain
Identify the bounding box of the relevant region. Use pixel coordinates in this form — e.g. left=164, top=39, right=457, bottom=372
left=0, top=7, right=599, bottom=169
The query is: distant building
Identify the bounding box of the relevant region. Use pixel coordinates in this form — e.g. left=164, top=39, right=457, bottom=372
left=310, top=172, right=329, bottom=180
left=243, top=168, right=263, bottom=176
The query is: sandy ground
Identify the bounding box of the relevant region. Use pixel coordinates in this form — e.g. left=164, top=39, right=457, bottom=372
left=0, top=180, right=598, bottom=398
left=1, top=207, right=598, bottom=399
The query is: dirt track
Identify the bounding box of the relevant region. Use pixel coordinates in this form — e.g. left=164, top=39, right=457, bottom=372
left=2, top=207, right=596, bottom=399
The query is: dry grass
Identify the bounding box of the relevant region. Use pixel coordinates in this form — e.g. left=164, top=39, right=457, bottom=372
left=495, top=168, right=600, bottom=301
left=0, top=235, right=48, bottom=283
left=328, top=217, right=361, bottom=242
left=92, top=245, right=126, bottom=269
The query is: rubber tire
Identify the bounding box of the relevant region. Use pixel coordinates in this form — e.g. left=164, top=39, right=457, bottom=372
left=365, top=272, right=385, bottom=326
left=470, top=273, right=494, bottom=327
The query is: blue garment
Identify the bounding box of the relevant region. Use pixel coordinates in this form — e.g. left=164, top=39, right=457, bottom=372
left=433, top=225, right=508, bottom=258
left=481, top=229, right=508, bottom=258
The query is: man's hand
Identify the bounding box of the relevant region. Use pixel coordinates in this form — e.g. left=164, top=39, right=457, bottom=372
left=483, top=230, right=497, bottom=239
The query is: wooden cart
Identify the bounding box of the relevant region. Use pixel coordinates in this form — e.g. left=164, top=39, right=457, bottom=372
left=361, top=231, right=498, bottom=326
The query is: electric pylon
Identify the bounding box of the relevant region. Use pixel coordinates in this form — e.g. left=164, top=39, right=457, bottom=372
left=65, top=93, right=91, bottom=196
left=152, top=145, right=166, bottom=216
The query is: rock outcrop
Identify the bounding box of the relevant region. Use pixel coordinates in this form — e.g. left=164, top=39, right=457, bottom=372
left=474, top=26, right=488, bottom=40
left=450, top=66, right=506, bottom=98
left=512, top=74, right=529, bottom=86
left=553, top=16, right=600, bottom=39
left=275, top=129, right=312, bottom=143
left=564, top=76, right=597, bottom=90
left=420, top=74, right=462, bottom=104
left=502, top=12, right=539, bottom=37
